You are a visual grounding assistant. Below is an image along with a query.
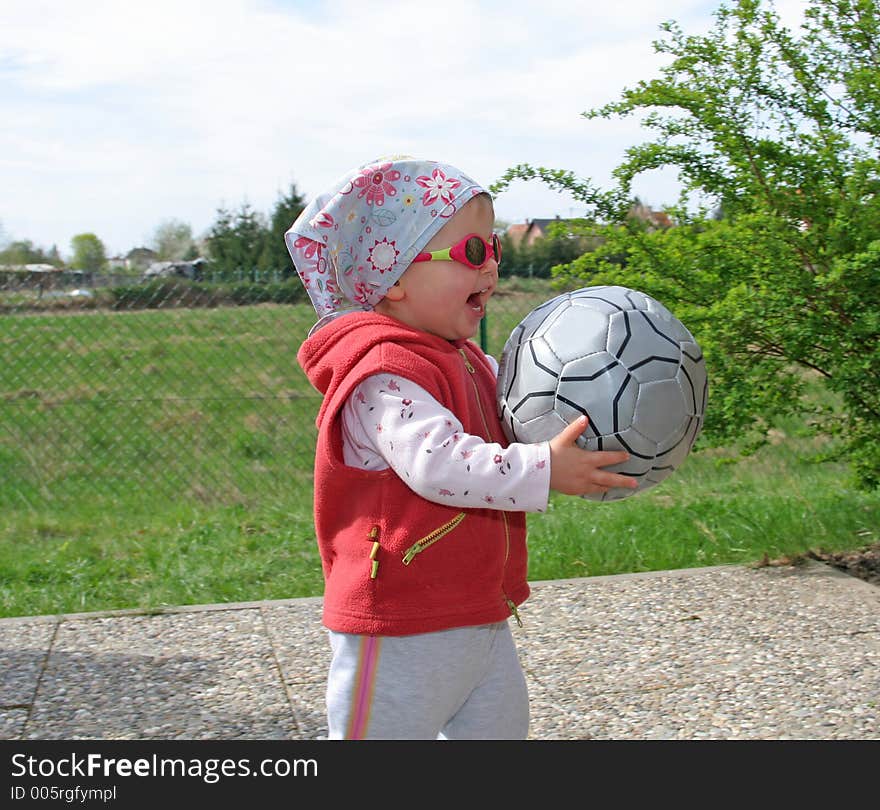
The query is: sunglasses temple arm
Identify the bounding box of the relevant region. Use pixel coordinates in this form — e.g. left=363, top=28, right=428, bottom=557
left=412, top=247, right=452, bottom=263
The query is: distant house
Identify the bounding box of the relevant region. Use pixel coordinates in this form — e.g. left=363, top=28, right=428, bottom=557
left=125, top=247, right=159, bottom=271
left=504, top=223, right=531, bottom=247
left=0, top=263, right=62, bottom=287
left=0, top=264, right=90, bottom=294
left=505, top=217, right=580, bottom=248
left=142, top=257, right=207, bottom=281
left=627, top=203, right=673, bottom=230
left=507, top=206, right=672, bottom=245
left=0, top=263, right=59, bottom=275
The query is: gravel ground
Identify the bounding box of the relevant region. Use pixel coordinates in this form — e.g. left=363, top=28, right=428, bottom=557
left=1, top=559, right=878, bottom=740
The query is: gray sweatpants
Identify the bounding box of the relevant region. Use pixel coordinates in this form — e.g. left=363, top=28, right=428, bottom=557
left=325, top=620, right=529, bottom=740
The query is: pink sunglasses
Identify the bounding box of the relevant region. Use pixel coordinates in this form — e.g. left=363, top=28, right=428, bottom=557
left=412, top=232, right=502, bottom=270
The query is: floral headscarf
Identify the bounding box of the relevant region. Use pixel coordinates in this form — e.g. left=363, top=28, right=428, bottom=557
left=285, top=156, right=488, bottom=328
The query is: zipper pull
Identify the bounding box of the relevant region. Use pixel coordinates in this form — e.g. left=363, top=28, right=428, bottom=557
left=402, top=544, right=419, bottom=565
left=458, top=348, right=475, bottom=374
left=506, top=598, right=523, bottom=628
left=369, top=541, right=380, bottom=579
left=368, top=527, right=380, bottom=579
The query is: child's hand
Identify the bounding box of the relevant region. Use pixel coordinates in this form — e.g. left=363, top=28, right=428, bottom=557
left=548, top=416, right=639, bottom=497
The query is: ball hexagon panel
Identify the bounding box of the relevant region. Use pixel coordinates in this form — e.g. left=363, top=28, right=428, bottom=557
left=631, top=378, right=689, bottom=444
left=540, top=304, right=610, bottom=365
left=529, top=299, right=571, bottom=342
left=653, top=409, right=691, bottom=457
left=556, top=353, right=634, bottom=436
left=654, top=418, right=700, bottom=472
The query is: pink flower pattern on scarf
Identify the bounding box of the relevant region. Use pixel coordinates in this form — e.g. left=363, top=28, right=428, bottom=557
left=352, top=163, right=402, bottom=207
left=416, top=168, right=461, bottom=206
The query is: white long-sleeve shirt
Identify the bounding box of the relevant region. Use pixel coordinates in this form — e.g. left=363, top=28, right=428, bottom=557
left=340, top=358, right=551, bottom=513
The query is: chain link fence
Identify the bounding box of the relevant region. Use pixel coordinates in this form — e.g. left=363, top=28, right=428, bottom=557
left=1, top=267, right=556, bottom=520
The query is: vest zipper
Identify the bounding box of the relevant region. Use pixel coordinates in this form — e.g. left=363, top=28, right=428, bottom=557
left=458, top=347, right=521, bottom=627
left=401, top=512, right=466, bottom=565
left=458, top=347, right=493, bottom=442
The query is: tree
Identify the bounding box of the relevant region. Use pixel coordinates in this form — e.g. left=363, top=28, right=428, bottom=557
left=260, top=183, right=306, bottom=275
left=491, top=0, right=880, bottom=488
left=151, top=218, right=195, bottom=261
left=497, top=219, right=603, bottom=278
left=528, top=221, right=601, bottom=278
left=46, top=244, right=62, bottom=266
left=206, top=202, right=270, bottom=281
left=0, top=239, right=63, bottom=267
left=498, top=231, right=524, bottom=277
left=70, top=233, right=107, bottom=272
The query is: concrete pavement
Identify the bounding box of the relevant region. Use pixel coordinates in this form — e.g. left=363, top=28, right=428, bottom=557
left=2, top=560, right=878, bottom=740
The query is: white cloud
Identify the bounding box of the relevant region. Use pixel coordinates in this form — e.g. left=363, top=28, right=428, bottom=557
left=0, top=0, right=801, bottom=256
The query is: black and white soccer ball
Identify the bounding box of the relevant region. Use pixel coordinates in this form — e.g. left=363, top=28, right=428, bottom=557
left=497, top=285, right=708, bottom=501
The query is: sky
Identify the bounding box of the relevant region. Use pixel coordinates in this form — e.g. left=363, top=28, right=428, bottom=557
left=0, top=0, right=806, bottom=259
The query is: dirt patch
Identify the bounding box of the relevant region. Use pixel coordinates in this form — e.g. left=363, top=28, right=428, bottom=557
left=805, top=543, right=880, bottom=585
left=756, top=543, right=880, bottom=586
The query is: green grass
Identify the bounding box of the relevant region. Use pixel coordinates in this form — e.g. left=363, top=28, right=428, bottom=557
left=529, top=433, right=879, bottom=580
left=1, top=282, right=877, bottom=618
left=0, top=496, right=325, bottom=617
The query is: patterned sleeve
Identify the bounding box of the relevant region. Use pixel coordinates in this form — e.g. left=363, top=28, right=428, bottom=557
left=341, top=373, right=551, bottom=513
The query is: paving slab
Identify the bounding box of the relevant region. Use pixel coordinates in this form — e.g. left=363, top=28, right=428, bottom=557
left=21, top=610, right=297, bottom=740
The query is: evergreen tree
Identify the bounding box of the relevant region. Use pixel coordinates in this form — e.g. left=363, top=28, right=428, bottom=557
left=206, top=203, right=270, bottom=281
left=260, top=183, right=306, bottom=276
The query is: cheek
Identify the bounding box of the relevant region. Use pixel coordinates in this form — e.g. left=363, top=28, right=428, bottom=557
left=428, top=268, right=471, bottom=296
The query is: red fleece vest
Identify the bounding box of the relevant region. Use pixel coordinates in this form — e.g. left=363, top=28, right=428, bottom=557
left=300, top=314, right=529, bottom=636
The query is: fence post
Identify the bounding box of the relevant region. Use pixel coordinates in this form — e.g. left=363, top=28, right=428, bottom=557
left=480, top=314, right=487, bottom=353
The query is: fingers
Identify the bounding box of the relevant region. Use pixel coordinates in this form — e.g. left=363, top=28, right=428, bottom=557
left=593, top=452, right=639, bottom=490
left=547, top=418, right=641, bottom=495
left=593, top=470, right=640, bottom=490
left=577, top=452, right=639, bottom=494
left=589, top=449, right=630, bottom=467
left=579, top=474, right=639, bottom=497
left=557, top=415, right=588, bottom=445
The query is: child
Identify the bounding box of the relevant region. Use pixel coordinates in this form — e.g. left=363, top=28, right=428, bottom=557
left=286, top=156, right=637, bottom=740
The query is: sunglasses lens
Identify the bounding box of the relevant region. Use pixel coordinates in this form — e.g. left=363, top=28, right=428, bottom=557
left=464, top=236, right=487, bottom=268
left=493, top=234, right=502, bottom=266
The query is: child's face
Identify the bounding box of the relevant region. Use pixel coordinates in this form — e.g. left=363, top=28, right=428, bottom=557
left=379, top=195, right=498, bottom=341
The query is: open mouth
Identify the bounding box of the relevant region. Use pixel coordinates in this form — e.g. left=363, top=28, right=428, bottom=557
left=467, top=287, right=490, bottom=314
